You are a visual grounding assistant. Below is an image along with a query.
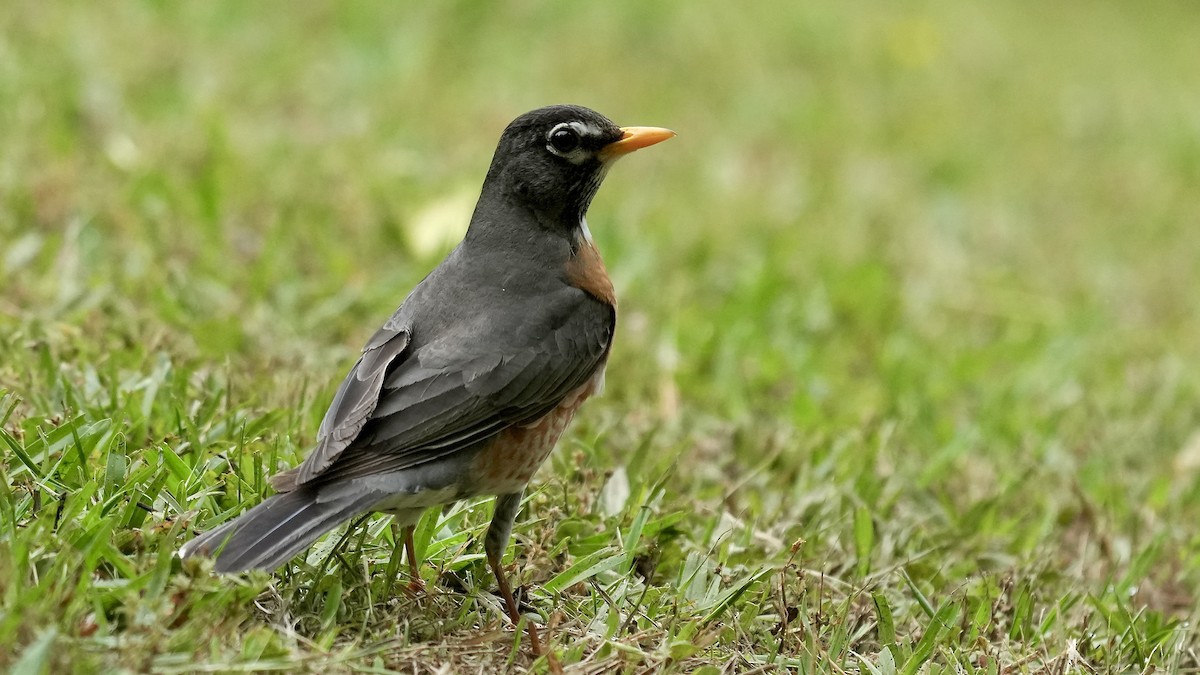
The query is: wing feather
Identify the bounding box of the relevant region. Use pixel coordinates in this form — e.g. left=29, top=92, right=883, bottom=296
left=286, top=287, right=613, bottom=488
left=295, top=322, right=411, bottom=484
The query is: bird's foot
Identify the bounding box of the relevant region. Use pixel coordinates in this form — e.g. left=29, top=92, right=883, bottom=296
left=406, top=575, right=427, bottom=595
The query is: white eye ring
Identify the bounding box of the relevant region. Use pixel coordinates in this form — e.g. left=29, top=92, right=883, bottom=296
left=547, top=123, right=582, bottom=155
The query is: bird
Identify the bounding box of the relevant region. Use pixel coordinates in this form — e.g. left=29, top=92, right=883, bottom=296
left=178, top=104, right=674, bottom=655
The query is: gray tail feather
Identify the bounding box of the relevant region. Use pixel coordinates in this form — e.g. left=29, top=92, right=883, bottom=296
left=179, top=486, right=378, bottom=573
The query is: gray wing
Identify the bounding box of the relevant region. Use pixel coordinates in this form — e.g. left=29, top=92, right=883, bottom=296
left=292, top=315, right=411, bottom=485
left=291, top=287, right=612, bottom=487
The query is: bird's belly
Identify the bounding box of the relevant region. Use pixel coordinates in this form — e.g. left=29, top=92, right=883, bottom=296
left=371, top=486, right=460, bottom=516
left=471, top=368, right=604, bottom=495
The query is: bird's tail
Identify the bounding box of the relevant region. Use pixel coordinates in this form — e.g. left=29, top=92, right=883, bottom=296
left=178, top=485, right=378, bottom=573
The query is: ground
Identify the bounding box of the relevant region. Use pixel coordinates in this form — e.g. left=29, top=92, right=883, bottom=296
left=2, top=2, right=1200, bottom=673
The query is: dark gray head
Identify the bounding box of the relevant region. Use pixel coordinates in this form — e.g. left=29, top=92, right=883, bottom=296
left=477, top=105, right=675, bottom=231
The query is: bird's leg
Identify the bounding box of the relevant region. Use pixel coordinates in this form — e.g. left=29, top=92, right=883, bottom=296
left=486, top=491, right=544, bottom=656
left=403, top=524, right=424, bottom=593
left=391, top=518, right=425, bottom=594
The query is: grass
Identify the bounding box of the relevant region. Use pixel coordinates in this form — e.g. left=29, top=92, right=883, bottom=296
left=3, top=0, right=1200, bottom=672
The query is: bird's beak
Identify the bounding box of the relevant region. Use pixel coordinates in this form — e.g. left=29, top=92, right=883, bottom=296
left=599, top=126, right=676, bottom=162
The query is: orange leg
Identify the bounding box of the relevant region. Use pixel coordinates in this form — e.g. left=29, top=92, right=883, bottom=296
left=403, top=524, right=425, bottom=593
left=486, top=491, right=555, bottom=661
left=487, top=546, right=544, bottom=655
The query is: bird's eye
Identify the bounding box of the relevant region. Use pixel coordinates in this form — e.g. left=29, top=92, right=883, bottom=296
left=547, top=124, right=581, bottom=154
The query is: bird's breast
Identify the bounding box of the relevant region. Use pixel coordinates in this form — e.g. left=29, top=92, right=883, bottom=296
left=563, top=240, right=616, bottom=308
left=471, top=366, right=606, bottom=494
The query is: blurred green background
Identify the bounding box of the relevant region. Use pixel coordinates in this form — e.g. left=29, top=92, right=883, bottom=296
left=2, top=1, right=1199, bottom=671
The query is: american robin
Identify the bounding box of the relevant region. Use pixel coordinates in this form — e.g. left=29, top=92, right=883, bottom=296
left=179, top=105, right=673, bottom=655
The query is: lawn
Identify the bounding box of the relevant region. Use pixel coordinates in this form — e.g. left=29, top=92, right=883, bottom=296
left=3, top=1, right=1200, bottom=672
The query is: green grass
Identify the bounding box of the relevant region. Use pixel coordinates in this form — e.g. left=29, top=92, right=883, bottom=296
left=3, top=1, right=1200, bottom=672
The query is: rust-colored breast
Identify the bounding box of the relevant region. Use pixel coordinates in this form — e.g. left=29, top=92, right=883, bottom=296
left=473, top=371, right=604, bottom=493
left=564, top=240, right=616, bottom=307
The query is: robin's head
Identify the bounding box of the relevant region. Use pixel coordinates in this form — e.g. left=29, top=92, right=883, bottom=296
left=480, top=105, right=674, bottom=228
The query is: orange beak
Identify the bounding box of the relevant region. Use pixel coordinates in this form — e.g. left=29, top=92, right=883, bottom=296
left=599, top=126, right=676, bottom=162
